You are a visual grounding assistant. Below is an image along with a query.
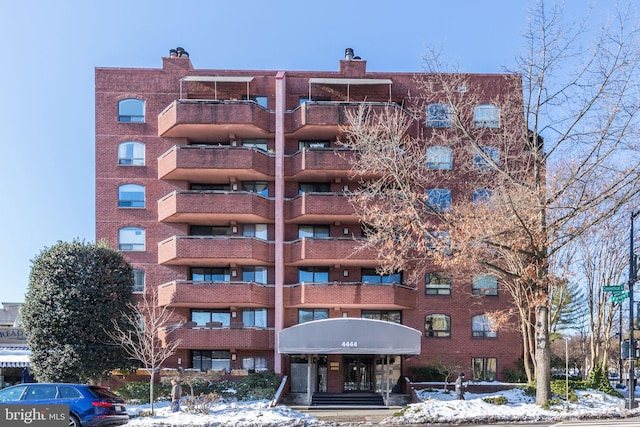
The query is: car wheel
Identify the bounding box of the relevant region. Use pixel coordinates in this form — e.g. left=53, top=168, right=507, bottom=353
left=69, top=414, right=81, bottom=427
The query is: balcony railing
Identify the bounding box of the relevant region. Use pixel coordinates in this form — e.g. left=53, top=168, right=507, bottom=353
left=285, top=237, right=378, bottom=266
left=160, top=325, right=275, bottom=350
left=158, top=99, right=272, bottom=139
left=158, top=280, right=274, bottom=308
left=286, top=193, right=357, bottom=223
left=285, top=148, right=355, bottom=180
left=285, top=281, right=416, bottom=309
left=158, top=191, right=274, bottom=223
left=158, top=145, right=274, bottom=181
left=158, top=236, right=274, bottom=265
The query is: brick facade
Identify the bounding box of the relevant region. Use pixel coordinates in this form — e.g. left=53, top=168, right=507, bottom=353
left=95, top=50, right=524, bottom=392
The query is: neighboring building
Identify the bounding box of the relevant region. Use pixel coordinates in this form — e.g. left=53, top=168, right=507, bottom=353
left=0, top=303, right=29, bottom=386
left=95, top=48, right=523, bottom=398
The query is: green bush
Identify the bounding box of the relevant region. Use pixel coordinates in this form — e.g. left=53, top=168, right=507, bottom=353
left=550, top=379, right=578, bottom=402
left=482, top=396, right=508, bottom=405
left=409, top=366, right=447, bottom=382
left=115, top=381, right=167, bottom=403
left=588, top=363, right=623, bottom=398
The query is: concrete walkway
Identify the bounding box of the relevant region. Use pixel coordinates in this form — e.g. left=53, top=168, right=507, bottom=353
left=292, top=406, right=403, bottom=423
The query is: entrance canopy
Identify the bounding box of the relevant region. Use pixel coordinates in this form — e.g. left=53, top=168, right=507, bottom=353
left=278, top=318, right=421, bottom=355
left=0, top=346, right=30, bottom=368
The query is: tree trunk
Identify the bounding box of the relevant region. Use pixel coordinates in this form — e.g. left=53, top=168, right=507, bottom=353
left=149, top=370, right=155, bottom=415
left=535, top=304, right=551, bottom=404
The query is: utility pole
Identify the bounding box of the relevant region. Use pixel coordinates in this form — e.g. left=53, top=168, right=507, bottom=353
left=628, top=211, right=639, bottom=409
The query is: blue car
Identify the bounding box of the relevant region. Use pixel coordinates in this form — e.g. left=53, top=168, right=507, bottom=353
left=0, top=383, right=129, bottom=427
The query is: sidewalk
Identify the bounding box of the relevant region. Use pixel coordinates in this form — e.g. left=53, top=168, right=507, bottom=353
left=293, top=406, right=402, bottom=423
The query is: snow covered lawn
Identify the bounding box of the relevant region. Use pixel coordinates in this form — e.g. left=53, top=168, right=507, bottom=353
left=124, top=387, right=640, bottom=426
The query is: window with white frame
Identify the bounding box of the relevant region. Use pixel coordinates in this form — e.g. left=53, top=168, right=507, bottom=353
left=298, top=224, right=330, bottom=238
left=243, top=224, right=268, bottom=240
left=298, top=308, right=329, bottom=323
left=191, top=267, right=230, bottom=282
left=473, top=146, right=500, bottom=170
left=132, top=269, right=145, bottom=293
left=361, top=268, right=401, bottom=285
left=118, top=141, right=145, bottom=165
left=118, top=184, right=145, bottom=208
left=426, top=103, right=453, bottom=127
left=242, top=356, right=268, bottom=371
left=299, top=140, right=330, bottom=149
left=191, top=309, right=230, bottom=327
left=242, top=308, right=267, bottom=328
left=426, top=188, right=451, bottom=211
left=192, top=350, right=230, bottom=372
left=472, top=274, right=498, bottom=296
left=473, top=104, right=499, bottom=128
left=118, top=227, right=145, bottom=251
left=242, top=139, right=268, bottom=151
left=298, top=267, right=329, bottom=284
left=242, top=181, right=268, bottom=197
left=426, top=146, right=453, bottom=170
left=472, top=314, right=497, bottom=337
left=242, top=266, right=267, bottom=284
left=118, top=98, right=145, bottom=123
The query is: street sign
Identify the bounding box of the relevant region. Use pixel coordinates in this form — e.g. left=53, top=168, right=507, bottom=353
left=604, top=285, right=625, bottom=293
left=612, top=291, right=630, bottom=303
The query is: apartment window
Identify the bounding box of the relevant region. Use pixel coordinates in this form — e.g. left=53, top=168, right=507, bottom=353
left=118, top=141, right=145, bottom=165
left=243, top=224, right=268, bottom=240
left=426, top=188, right=451, bottom=212
left=118, top=184, right=145, bottom=208
left=191, top=183, right=231, bottom=191
left=242, top=181, right=268, bottom=197
left=118, top=98, right=145, bottom=122
left=242, top=139, right=268, bottom=151
left=426, top=146, right=453, bottom=170
left=298, top=308, right=329, bottom=323
left=472, top=314, right=497, bottom=338
left=424, top=314, right=451, bottom=337
left=299, top=140, right=330, bottom=149
left=472, top=274, right=498, bottom=296
left=190, top=226, right=230, bottom=236
left=473, top=146, right=500, bottom=170
left=361, top=268, right=401, bottom=285
left=361, top=310, right=401, bottom=324
left=132, top=269, right=145, bottom=293
left=473, top=188, right=493, bottom=203
left=242, top=356, right=268, bottom=371
left=473, top=104, right=500, bottom=128
left=426, top=103, right=452, bottom=128
left=242, top=266, right=267, bottom=284
left=191, top=309, right=230, bottom=327
left=242, top=308, right=267, bottom=328
left=118, top=227, right=145, bottom=251
left=191, top=267, right=230, bottom=282
left=299, top=182, right=331, bottom=194
left=472, top=357, right=497, bottom=381
left=298, top=225, right=330, bottom=238
left=192, top=350, right=230, bottom=372
left=425, top=272, right=451, bottom=295
left=298, top=267, right=329, bottom=284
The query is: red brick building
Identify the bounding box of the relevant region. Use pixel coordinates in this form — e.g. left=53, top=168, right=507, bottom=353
left=95, top=48, right=523, bottom=400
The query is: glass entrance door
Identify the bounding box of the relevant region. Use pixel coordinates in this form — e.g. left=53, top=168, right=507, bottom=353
left=343, top=356, right=373, bottom=391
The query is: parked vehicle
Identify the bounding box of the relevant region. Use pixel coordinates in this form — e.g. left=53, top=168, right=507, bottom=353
left=0, top=383, right=129, bottom=427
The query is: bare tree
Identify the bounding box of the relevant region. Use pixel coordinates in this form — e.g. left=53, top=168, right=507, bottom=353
left=341, top=1, right=640, bottom=405
left=107, top=289, right=182, bottom=414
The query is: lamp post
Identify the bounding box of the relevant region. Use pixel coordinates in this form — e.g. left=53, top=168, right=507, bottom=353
left=628, top=211, right=640, bottom=409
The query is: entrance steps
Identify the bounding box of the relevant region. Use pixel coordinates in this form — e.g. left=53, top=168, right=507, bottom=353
left=311, top=392, right=385, bottom=407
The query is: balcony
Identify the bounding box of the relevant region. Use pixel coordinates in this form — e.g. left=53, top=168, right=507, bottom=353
left=286, top=238, right=378, bottom=266
left=159, top=145, right=274, bottom=181
left=158, top=191, right=274, bottom=223
left=286, top=193, right=356, bottom=223
left=158, top=281, right=274, bottom=308
left=285, top=282, right=416, bottom=309
left=160, top=326, right=275, bottom=350
left=158, top=100, right=272, bottom=140
left=287, top=101, right=416, bottom=139
left=158, top=236, right=274, bottom=266
left=286, top=148, right=356, bottom=181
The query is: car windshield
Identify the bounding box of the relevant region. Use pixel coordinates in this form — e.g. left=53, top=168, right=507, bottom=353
left=0, top=385, right=28, bottom=401
left=88, top=386, right=123, bottom=402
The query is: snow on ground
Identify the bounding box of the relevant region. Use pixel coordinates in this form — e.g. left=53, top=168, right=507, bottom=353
left=124, top=386, right=640, bottom=426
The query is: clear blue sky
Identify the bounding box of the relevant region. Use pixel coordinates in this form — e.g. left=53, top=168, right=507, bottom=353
left=0, top=0, right=618, bottom=303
